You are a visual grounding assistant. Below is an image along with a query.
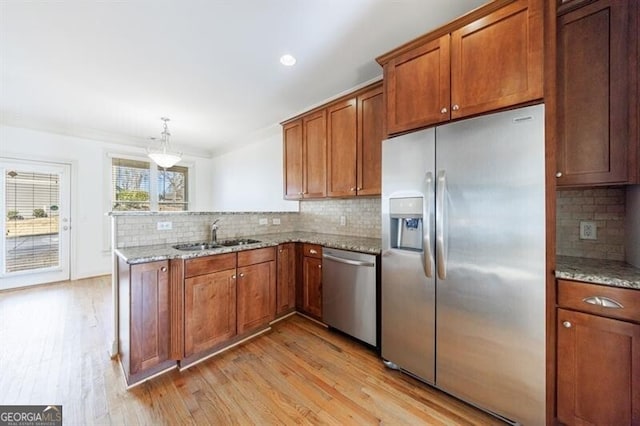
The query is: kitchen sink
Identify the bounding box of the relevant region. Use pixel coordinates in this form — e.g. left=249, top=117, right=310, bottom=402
left=172, top=239, right=261, bottom=251
left=173, top=242, right=221, bottom=251
left=219, top=238, right=261, bottom=246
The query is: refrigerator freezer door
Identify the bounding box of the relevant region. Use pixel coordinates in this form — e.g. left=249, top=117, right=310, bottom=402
left=381, top=127, right=436, bottom=383
left=435, top=104, right=546, bottom=425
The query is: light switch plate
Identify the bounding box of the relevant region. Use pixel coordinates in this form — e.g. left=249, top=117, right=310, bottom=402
left=157, top=221, right=172, bottom=230
left=579, top=221, right=597, bottom=240
left=272, top=218, right=281, bottom=225
left=259, top=218, right=268, bottom=225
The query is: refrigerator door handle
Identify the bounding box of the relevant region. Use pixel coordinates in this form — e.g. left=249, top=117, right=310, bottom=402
left=436, top=170, right=447, bottom=280
left=423, top=172, right=434, bottom=278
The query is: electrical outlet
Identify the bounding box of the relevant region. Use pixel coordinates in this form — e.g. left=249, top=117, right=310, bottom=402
left=272, top=218, right=281, bottom=225
left=259, top=218, right=268, bottom=225
left=157, top=221, right=172, bottom=231
left=579, top=221, right=597, bottom=240
left=340, top=216, right=346, bottom=226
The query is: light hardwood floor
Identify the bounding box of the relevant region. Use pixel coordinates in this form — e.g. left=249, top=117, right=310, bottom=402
left=0, top=276, right=503, bottom=425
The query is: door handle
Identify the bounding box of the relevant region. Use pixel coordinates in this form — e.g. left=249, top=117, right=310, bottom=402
left=322, top=254, right=374, bottom=267
left=423, top=172, right=434, bottom=278
left=436, top=170, right=447, bottom=280
left=583, top=296, right=623, bottom=309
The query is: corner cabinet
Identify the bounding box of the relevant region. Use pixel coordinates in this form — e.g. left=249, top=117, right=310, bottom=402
left=118, top=258, right=174, bottom=385
left=378, top=0, right=543, bottom=135
left=276, top=243, right=296, bottom=316
left=556, top=280, right=640, bottom=425
left=556, top=0, right=639, bottom=186
left=283, top=81, right=383, bottom=200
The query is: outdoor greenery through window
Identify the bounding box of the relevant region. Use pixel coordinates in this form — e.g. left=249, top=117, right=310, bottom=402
left=111, top=158, right=188, bottom=211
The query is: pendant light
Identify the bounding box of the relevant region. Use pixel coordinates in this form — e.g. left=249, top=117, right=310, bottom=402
left=147, top=117, right=182, bottom=168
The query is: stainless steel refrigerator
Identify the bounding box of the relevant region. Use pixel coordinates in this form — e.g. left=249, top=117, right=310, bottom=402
left=381, top=104, right=546, bottom=425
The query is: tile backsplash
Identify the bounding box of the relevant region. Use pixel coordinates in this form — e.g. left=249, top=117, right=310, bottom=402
left=299, top=197, right=381, bottom=239
left=113, top=197, right=382, bottom=248
left=556, top=187, right=626, bottom=260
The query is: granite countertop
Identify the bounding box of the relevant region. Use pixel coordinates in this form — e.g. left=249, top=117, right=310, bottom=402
left=555, top=255, right=640, bottom=290
left=115, top=231, right=381, bottom=264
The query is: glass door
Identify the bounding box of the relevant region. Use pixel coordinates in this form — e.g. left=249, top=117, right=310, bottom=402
left=0, top=159, right=71, bottom=289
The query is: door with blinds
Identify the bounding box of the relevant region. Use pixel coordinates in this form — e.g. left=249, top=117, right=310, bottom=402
left=0, top=159, right=71, bottom=289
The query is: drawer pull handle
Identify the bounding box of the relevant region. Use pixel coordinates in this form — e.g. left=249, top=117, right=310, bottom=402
left=309, top=249, right=318, bottom=254
left=583, top=296, right=623, bottom=309
left=562, top=321, right=572, bottom=328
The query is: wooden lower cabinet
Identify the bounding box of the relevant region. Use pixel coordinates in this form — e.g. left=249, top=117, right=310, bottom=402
left=237, top=259, right=276, bottom=333
left=184, top=268, right=237, bottom=358
left=556, top=308, right=640, bottom=425
left=276, top=243, right=296, bottom=315
left=118, top=258, right=174, bottom=385
left=302, top=244, right=322, bottom=320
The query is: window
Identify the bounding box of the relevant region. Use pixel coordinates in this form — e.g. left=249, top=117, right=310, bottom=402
left=111, top=158, right=189, bottom=211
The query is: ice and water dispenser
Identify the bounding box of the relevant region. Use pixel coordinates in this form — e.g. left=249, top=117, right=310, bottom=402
left=389, top=197, right=423, bottom=251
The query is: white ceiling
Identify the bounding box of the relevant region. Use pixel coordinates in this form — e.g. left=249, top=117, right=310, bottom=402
left=0, top=0, right=486, bottom=157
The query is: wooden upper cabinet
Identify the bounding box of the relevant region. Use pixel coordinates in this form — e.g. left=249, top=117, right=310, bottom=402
left=327, top=98, right=358, bottom=197
left=450, top=0, right=543, bottom=119
left=378, top=0, right=543, bottom=135
left=283, top=119, right=303, bottom=200
left=357, top=85, right=384, bottom=196
left=302, top=110, right=327, bottom=198
left=556, top=0, right=638, bottom=186
left=385, top=35, right=451, bottom=134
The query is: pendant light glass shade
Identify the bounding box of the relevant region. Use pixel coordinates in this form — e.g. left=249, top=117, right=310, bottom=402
left=147, top=117, right=182, bottom=168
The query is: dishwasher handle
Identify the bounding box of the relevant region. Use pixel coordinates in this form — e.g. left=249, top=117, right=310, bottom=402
left=322, top=254, right=375, bottom=267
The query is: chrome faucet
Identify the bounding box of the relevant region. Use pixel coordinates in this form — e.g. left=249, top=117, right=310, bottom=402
left=210, top=219, right=220, bottom=244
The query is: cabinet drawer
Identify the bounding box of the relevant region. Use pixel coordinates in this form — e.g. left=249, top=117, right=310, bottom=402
left=558, top=279, right=640, bottom=323
left=237, top=247, right=276, bottom=267
left=185, top=253, right=236, bottom=278
left=302, top=244, right=322, bottom=259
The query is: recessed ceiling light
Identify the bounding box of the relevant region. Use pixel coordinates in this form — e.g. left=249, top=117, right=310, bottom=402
left=280, top=54, right=296, bottom=66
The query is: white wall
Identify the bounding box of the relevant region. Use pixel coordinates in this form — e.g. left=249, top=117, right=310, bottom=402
left=0, top=124, right=213, bottom=280
left=211, top=129, right=298, bottom=212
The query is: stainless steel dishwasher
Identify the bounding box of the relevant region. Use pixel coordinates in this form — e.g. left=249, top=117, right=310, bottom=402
left=322, top=247, right=377, bottom=347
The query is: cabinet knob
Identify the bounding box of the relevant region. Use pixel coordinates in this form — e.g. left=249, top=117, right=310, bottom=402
left=309, top=249, right=317, bottom=254
left=298, top=192, right=303, bottom=195
left=555, top=172, right=563, bottom=178
left=452, top=104, right=460, bottom=111
left=239, top=273, right=245, bottom=277
left=350, top=187, right=356, bottom=191
left=232, top=275, right=236, bottom=279
left=562, top=321, right=572, bottom=328
left=318, top=264, right=322, bottom=269
left=160, top=266, right=167, bottom=272
left=440, top=107, right=448, bottom=114
left=357, top=187, right=362, bottom=191
left=279, top=249, right=283, bottom=253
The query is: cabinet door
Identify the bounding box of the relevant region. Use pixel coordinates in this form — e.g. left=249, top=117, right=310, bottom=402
left=385, top=34, right=450, bottom=134
left=237, top=261, right=276, bottom=333
left=450, top=0, right=543, bottom=119
left=556, top=0, right=636, bottom=186
left=327, top=98, right=357, bottom=197
left=302, top=256, right=323, bottom=319
left=283, top=119, right=303, bottom=199
left=129, top=261, right=170, bottom=375
left=184, top=269, right=237, bottom=357
left=276, top=243, right=296, bottom=315
left=557, top=308, right=640, bottom=425
left=357, top=84, right=384, bottom=196
left=303, top=110, right=327, bottom=198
